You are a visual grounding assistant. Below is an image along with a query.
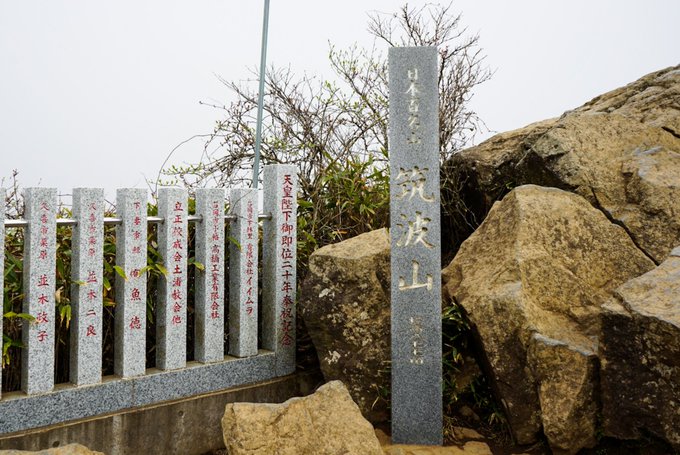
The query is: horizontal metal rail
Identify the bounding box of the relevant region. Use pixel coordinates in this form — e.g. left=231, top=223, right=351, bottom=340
left=3, top=213, right=272, bottom=228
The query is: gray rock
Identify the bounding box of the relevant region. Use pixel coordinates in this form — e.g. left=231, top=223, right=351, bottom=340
left=299, top=228, right=391, bottom=424
left=221, top=380, right=383, bottom=455
left=445, top=65, right=680, bottom=264
left=442, top=185, right=654, bottom=451
left=601, top=247, right=680, bottom=450
left=527, top=334, right=598, bottom=455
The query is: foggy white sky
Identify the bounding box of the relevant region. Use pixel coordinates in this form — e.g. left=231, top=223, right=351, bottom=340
left=1, top=1, right=678, bottom=202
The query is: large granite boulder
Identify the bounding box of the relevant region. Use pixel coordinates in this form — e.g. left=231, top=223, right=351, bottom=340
left=221, top=380, right=383, bottom=455
left=601, top=246, right=680, bottom=450
left=442, top=185, right=654, bottom=454
left=446, top=65, right=680, bottom=263
left=298, top=228, right=391, bottom=423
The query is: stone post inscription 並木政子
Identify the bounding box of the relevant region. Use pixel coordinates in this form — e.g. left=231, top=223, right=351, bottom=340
left=22, top=188, right=58, bottom=395
left=389, top=46, right=443, bottom=445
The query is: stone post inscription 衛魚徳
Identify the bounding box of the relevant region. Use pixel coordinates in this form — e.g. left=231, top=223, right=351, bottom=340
left=389, top=46, right=443, bottom=445
left=114, top=189, right=148, bottom=378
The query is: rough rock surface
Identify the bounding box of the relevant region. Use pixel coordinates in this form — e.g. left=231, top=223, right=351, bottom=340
left=446, top=65, right=680, bottom=263
left=376, top=429, right=492, bottom=455
left=382, top=442, right=492, bottom=455
left=442, top=185, right=654, bottom=453
left=601, top=246, right=680, bottom=450
left=221, top=380, right=383, bottom=455
left=526, top=334, right=599, bottom=453
left=0, top=444, right=103, bottom=455
left=299, top=228, right=391, bottom=423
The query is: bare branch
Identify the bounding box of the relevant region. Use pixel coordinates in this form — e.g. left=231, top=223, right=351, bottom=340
left=162, top=2, right=492, bottom=254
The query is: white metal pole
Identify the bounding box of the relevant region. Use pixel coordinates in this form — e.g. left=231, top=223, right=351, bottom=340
left=252, top=0, right=271, bottom=189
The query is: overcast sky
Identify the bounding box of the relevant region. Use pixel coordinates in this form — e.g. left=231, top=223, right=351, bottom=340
left=1, top=1, right=678, bottom=203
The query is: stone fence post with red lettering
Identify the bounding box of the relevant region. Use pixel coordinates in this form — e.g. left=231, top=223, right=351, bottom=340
left=70, top=188, right=105, bottom=386
left=114, top=189, right=148, bottom=378
left=157, top=188, right=189, bottom=371
left=0, top=173, right=301, bottom=434
left=262, top=164, right=297, bottom=376
left=194, top=188, right=226, bottom=363
left=229, top=188, right=259, bottom=358
left=22, top=188, right=58, bottom=395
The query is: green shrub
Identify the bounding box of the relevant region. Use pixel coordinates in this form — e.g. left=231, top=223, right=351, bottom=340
left=1, top=193, right=202, bottom=392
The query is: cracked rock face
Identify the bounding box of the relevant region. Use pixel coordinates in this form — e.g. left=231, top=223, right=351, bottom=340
left=221, top=381, right=383, bottom=455
left=446, top=65, right=680, bottom=264
left=442, top=185, right=654, bottom=454
left=440, top=64, right=680, bottom=452
left=601, top=247, right=680, bottom=450
left=299, top=228, right=391, bottom=424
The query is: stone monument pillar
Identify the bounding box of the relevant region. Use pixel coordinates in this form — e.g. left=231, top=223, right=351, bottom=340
left=389, top=46, right=443, bottom=445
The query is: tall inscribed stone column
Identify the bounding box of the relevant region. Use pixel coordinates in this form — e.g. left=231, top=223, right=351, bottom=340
left=389, top=46, right=443, bottom=445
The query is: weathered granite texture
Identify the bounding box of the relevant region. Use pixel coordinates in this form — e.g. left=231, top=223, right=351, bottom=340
left=388, top=45, right=442, bottom=446
left=156, top=187, right=188, bottom=371
left=221, top=380, right=383, bottom=455
left=22, top=188, right=57, bottom=395
left=194, top=188, right=226, bottom=363
left=299, top=228, right=391, bottom=424
left=442, top=185, right=654, bottom=453
left=114, top=189, right=148, bottom=378
left=526, top=334, right=599, bottom=454
left=444, top=65, right=680, bottom=264
left=376, top=428, right=493, bottom=454
left=229, top=188, right=259, bottom=358
left=0, top=351, right=276, bottom=434
left=70, top=188, right=105, bottom=386
left=601, top=246, right=680, bottom=450
left=262, top=165, right=298, bottom=376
